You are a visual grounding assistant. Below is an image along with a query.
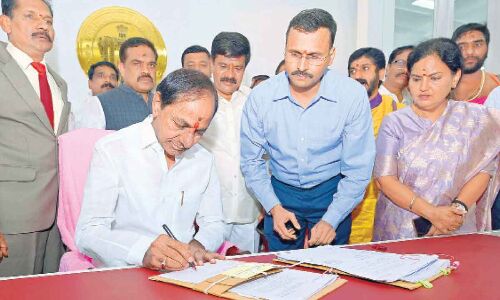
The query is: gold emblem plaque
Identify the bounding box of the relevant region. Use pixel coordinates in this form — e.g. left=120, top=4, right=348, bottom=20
left=76, top=6, right=167, bottom=80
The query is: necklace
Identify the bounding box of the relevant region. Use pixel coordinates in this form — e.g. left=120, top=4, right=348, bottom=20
left=466, top=69, right=485, bottom=102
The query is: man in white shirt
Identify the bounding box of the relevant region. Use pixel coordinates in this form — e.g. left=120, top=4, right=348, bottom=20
left=379, top=45, right=414, bottom=108
left=200, top=32, right=261, bottom=253
left=76, top=69, right=224, bottom=271
left=69, top=61, right=119, bottom=130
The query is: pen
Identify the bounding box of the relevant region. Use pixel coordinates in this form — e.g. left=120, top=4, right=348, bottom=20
left=162, top=224, right=197, bottom=270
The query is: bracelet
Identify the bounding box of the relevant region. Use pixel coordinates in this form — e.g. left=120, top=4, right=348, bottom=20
left=409, top=194, right=417, bottom=211
left=451, top=198, right=469, bottom=212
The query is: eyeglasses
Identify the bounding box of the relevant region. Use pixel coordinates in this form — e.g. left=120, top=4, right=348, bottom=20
left=285, top=51, right=331, bottom=66
left=391, top=59, right=407, bottom=69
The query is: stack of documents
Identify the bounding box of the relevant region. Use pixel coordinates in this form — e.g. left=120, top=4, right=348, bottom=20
left=154, top=259, right=345, bottom=300
left=277, top=246, right=450, bottom=283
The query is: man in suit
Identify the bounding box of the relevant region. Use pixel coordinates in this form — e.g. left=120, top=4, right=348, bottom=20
left=0, top=0, right=70, bottom=276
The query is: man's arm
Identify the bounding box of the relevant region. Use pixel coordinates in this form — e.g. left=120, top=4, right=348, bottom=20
left=322, top=88, right=375, bottom=229
left=240, top=93, right=280, bottom=212
left=75, top=145, right=156, bottom=266
left=193, top=158, right=225, bottom=252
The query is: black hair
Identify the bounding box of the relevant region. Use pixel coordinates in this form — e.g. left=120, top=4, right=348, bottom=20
left=211, top=32, right=251, bottom=66
left=286, top=8, right=337, bottom=48
left=407, top=38, right=462, bottom=74
left=452, top=23, right=490, bottom=45
left=119, top=37, right=158, bottom=63
left=156, top=68, right=218, bottom=115
left=275, top=59, right=285, bottom=75
left=181, top=45, right=210, bottom=67
left=250, top=75, right=270, bottom=88
left=348, top=47, right=386, bottom=71
left=87, top=61, right=119, bottom=80
left=2, top=0, right=52, bottom=17
left=388, top=45, right=414, bottom=64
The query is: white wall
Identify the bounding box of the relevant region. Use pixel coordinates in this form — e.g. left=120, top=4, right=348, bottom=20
left=1, top=0, right=357, bottom=103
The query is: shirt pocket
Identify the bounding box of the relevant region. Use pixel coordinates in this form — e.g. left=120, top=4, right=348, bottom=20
left=172, top=191, right=202, bottom=237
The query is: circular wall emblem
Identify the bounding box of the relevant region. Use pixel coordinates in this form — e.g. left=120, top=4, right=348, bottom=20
left=76, top=6, right=167, bottom=80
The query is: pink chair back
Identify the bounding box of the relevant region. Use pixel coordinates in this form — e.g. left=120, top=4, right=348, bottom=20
left=57, top=128, right=112, bottom=271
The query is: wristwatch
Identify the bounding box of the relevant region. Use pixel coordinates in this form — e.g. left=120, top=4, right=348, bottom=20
left=451, top=198, right=469, bottom=213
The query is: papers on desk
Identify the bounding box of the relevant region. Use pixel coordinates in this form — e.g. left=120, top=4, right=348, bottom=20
left=152, top=259, right=346, bottom=300
left=277, top=246, right=450, bottom=283
left=158, top=260, right=246, bottom=284
left=230, top=269, right=338, bottom=300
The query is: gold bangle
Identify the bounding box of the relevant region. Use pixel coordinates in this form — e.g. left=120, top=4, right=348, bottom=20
left=409, top=194, right=417, bottom=211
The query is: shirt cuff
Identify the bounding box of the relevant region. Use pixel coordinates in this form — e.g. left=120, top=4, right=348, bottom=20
left=321, top=206, right=345, bottom=230
left=262, top=195, right=281, bottom=214
left=126, top=235, right=156, bottom=266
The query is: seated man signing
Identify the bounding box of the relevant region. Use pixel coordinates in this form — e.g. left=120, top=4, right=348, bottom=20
left=76, top=69, right=224, bottom=271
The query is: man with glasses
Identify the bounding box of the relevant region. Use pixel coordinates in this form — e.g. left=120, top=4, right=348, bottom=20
left=241, top=9, right=375, bottom=250
left=451, top=23, right=500, bottom=104
left=74, top=37, right=158, bottom=130
left=347, top=47, right=396, bottom=243
left=379, top=45, right=414, bottom=108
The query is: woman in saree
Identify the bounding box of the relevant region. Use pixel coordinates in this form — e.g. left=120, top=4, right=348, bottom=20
left=373, top=38, right=499, bottom=241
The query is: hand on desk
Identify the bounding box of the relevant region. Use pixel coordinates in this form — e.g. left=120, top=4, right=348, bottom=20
left=142, top=235, right=194, bottom=271
left=0, top=232, right=8, bottom=263
left=308, top=220, right=336, bottom=246
left=188, top=239, right=224, bottom=266
left=270, top=204, right=301, bottom=240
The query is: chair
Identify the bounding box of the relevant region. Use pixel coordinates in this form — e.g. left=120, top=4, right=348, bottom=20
left=57, top=128, right=112, bottom=271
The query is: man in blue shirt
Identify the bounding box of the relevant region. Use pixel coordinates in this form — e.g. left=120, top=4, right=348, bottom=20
left=240, top=8, right=375, bottom=250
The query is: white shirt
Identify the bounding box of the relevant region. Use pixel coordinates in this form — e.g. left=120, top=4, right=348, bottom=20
left=485, top=86, right=500, bottom=109
left=200, top=85, right=260, bottom=224
left=379, top=84, right=412, bottom=107
left=6, top=42, right=64, bottom=133
left=69, top=93, right=106, bottom=130
left=75, top=116, right=224, bottom=267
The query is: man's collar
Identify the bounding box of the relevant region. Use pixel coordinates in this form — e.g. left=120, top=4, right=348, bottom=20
left=6, top=42, right=46, bottom=70
left=272, top=69, right=337, bottom=103
left=369, top=92, right=382, bottom=109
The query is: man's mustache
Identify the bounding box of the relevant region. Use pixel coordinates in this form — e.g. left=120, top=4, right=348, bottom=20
left=137, top=74, right=153, bottom=82
left=221, top=77, right=237, bottom=84
left=356, top=78, right=368, bottom=85
left=32, top=31, right=52, bottom=42
left=101, top=82, right=115, bottom=89
left=291, top=70, right=313, bottom=78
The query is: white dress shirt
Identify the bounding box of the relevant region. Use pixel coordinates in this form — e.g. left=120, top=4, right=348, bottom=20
left=76, top=116, right=224, bottom=267
left=200, top=85, right=260, bottom=224
left=69, top=93, right=106, bottom=130
left=6, top=42, right=64, bottom=133
left=379, top=84, right=412, bottom=107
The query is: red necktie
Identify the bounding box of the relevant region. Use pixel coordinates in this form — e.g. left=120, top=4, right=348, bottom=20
left=31, top=62, right=54, bottom=128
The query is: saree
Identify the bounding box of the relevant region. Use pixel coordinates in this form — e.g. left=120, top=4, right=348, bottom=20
left=373, top=101, right=500, bottom=241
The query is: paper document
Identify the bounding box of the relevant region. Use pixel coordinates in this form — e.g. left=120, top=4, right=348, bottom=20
left=158, top=260, right=243, bottom=284
left=400, top=259, right=450, bottom=283
left=230, top=268, right=338, bottom=300
left=278, top=246, right=445, bottom=282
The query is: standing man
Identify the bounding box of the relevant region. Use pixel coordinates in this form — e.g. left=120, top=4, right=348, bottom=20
left=74, top=37, right=158, bottom=130
left=181, top=45, right=211, bottom=78
left=379, top=45, right=414, bottom=108
left=199, top=32, right=261, bottom=253
left=241, top=9, right=375, bottom=251
left=69, top=61, right=119, bottom=130
left=0, top=0, right=70, bottom=276
left=347, top=47, right=396, bottom=243
left=451, top=23, right=500, bottom=104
